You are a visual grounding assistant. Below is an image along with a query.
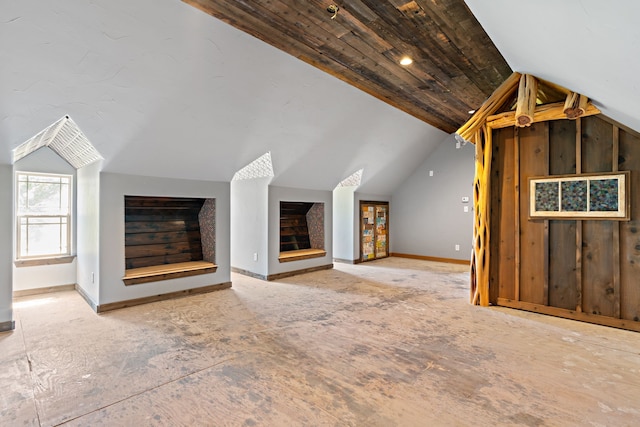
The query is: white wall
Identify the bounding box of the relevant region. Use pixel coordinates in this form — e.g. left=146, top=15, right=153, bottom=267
left=391, top=134, right=475, bottom=260
left=12, top=147, right=78, bottom=291
left=76, top=161, right=101, bottom=306
left=13, top=260, right=77, bottom=292
left=230, top=177, right=270, bottom=277
left=268, top=186, right=333, bottom=276
left=0, top=164, right=13, bottom=329
left=99, top=173, right=231, bottom=305
left=332, top=186, right=355, bottom=261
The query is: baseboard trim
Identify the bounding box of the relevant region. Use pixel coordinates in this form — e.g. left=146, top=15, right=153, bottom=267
left=390, top=253, right=470, bottom=265
left=13, top=284, right=76, bottom=298
left=497, top=298, right=640, bottom=333
left=231, top=267, right=267, bottom=281
left=267, top=264, right=333, bottom=281
left=333, top=258, right=362, bottom=264
left=0, top=320, right=15, bottom=332
left=96, top=282, right=232, bottom=313
left=75, top=285, right=98, bottom=312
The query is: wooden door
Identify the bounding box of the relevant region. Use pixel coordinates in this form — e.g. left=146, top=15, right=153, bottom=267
left=360, top=201, right=389, bottom=261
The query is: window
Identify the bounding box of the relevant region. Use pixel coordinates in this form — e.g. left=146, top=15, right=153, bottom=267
left=16, top=172, right=72, bottom=259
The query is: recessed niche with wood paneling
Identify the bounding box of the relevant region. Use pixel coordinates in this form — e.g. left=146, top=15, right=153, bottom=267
left=123, top=196, right=216, bottom=285
left=279, top=201, right=326, bottom=262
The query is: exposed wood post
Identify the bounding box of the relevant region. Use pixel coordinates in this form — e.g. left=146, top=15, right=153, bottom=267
left=471, top=125, right=492, bottom=306
left=515, top=74, right=538, bottom=127
left=563, top=92, right=590, bottom=119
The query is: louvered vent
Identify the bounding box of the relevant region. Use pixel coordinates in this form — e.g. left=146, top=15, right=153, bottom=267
left=12, top=115, right=103, bottom=169
left=232, top=151, right=274, bottom=181
left=336, top=169, right=363, bottom=188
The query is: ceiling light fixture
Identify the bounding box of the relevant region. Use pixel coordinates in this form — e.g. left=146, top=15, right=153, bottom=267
left=327, top=4, right=339, bottom=19
left=468, top=109, right=476, bottom=114
left=400, top=56, right=413, bottom=66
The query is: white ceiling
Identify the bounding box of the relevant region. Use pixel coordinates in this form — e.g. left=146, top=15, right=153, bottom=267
left=465, top=0, right=640, bottom=132
left=4, top=1, right=636, bottom=196
left=0, top=0, right=447, bottom=195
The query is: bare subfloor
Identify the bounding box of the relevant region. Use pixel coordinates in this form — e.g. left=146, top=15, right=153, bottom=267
left=2, top=258, right=640, bottom=426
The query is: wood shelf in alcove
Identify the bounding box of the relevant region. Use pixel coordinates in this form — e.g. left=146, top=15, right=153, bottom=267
left=278, top=248, right=326, bottom=263
left=123, top=261, right=217, bottom=285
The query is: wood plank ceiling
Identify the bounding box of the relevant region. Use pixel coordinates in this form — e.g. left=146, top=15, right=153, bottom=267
left=183, top=0, right=512, bottom=133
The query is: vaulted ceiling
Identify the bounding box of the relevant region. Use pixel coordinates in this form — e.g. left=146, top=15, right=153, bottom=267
left=1, top=0, right=637, bottom=194
left=183, top=0, right=512, bottom=134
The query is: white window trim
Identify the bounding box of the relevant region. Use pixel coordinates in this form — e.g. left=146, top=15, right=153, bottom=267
left=16, top=171, right=73, bottom=260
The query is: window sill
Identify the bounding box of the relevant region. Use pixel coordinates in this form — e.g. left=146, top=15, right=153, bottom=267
left=278, top=249, right=326, bottom=263
left=123, top=261, right=218, bottom=286
left=14, top=255, right=76, bottom=268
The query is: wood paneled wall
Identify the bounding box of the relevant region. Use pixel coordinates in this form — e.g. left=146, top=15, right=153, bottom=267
left=490, top=116, right=640, bottom=331
left=125, top=196, right=205, bottom=269
left=280, top=202, right=313, bottom=252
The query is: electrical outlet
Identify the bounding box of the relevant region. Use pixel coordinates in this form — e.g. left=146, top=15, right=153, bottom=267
left=464, top=206, right=469, bottom=212
left=253, top=253, right=258, bottom=261
left=455, top=244, right=460, bottom=251
left=429, top=170, right=434, bottom=176
left=91, top=272, right=95, bottom=283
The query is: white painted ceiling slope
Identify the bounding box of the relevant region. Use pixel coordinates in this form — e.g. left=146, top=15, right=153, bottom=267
left=0, top=0, right=447, bottom=195
left=465, top=0, right=640, bottom=133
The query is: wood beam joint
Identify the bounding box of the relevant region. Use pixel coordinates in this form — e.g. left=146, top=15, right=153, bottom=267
left=563, top=92, right=590, bottom=119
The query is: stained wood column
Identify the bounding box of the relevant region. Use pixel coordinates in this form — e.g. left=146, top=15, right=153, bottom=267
left=471, top=125, right=492, bottom=306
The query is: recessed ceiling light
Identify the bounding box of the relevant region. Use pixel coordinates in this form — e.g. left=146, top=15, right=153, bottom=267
left=399, top=56, right=413, bottom=66
left=468, top=110, right=476, bottom=114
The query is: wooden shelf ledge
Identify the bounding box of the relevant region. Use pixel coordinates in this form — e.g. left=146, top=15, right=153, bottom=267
left=278, top=249, right=326, bottom=263
left=123, top=261, right=217, bottom=286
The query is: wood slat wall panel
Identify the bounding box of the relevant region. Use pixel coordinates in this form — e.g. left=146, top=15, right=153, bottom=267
left=582, top=116, right=613, bottom=173
left=280, top=202, right=313, bottom=252
left=125, top=197, right=204, bottom=208
left=125, top=231, right=202, bottom=246
left=126, top=254, right=196, bottom=270
left=491, top=127, right=516, bottom=302
left=125, top=220, right=201, bottom=234
left=489, top=112, right=640, bottom=330
left=581, top=116, right=616, bottom=317
left=582, top=221, right=615, bottom=316
left=518, top=124, right=549, bottom=305
left=548, top=120, right=579, bottom=310
left=125, top=241, right=203, bottom=259
left=124, top=196, right=205, bottom=270
left=619, top=130, right=640, bottom=321
left=125, top=213, right=200, bottom=222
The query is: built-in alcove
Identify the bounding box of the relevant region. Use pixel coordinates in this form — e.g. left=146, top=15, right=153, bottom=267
left=123, top=196, right=216, bottom=285
left=279, top=201, right=326, bottom=262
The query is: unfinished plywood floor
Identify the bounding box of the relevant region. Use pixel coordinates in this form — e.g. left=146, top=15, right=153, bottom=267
left=2, top=258, right=640, bottom=426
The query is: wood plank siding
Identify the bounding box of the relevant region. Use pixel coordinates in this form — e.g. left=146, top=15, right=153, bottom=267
left=491, top=115, right=640, bottom=331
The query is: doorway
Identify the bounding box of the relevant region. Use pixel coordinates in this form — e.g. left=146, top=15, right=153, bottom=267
left=360, top=201, right=389, bottom=262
